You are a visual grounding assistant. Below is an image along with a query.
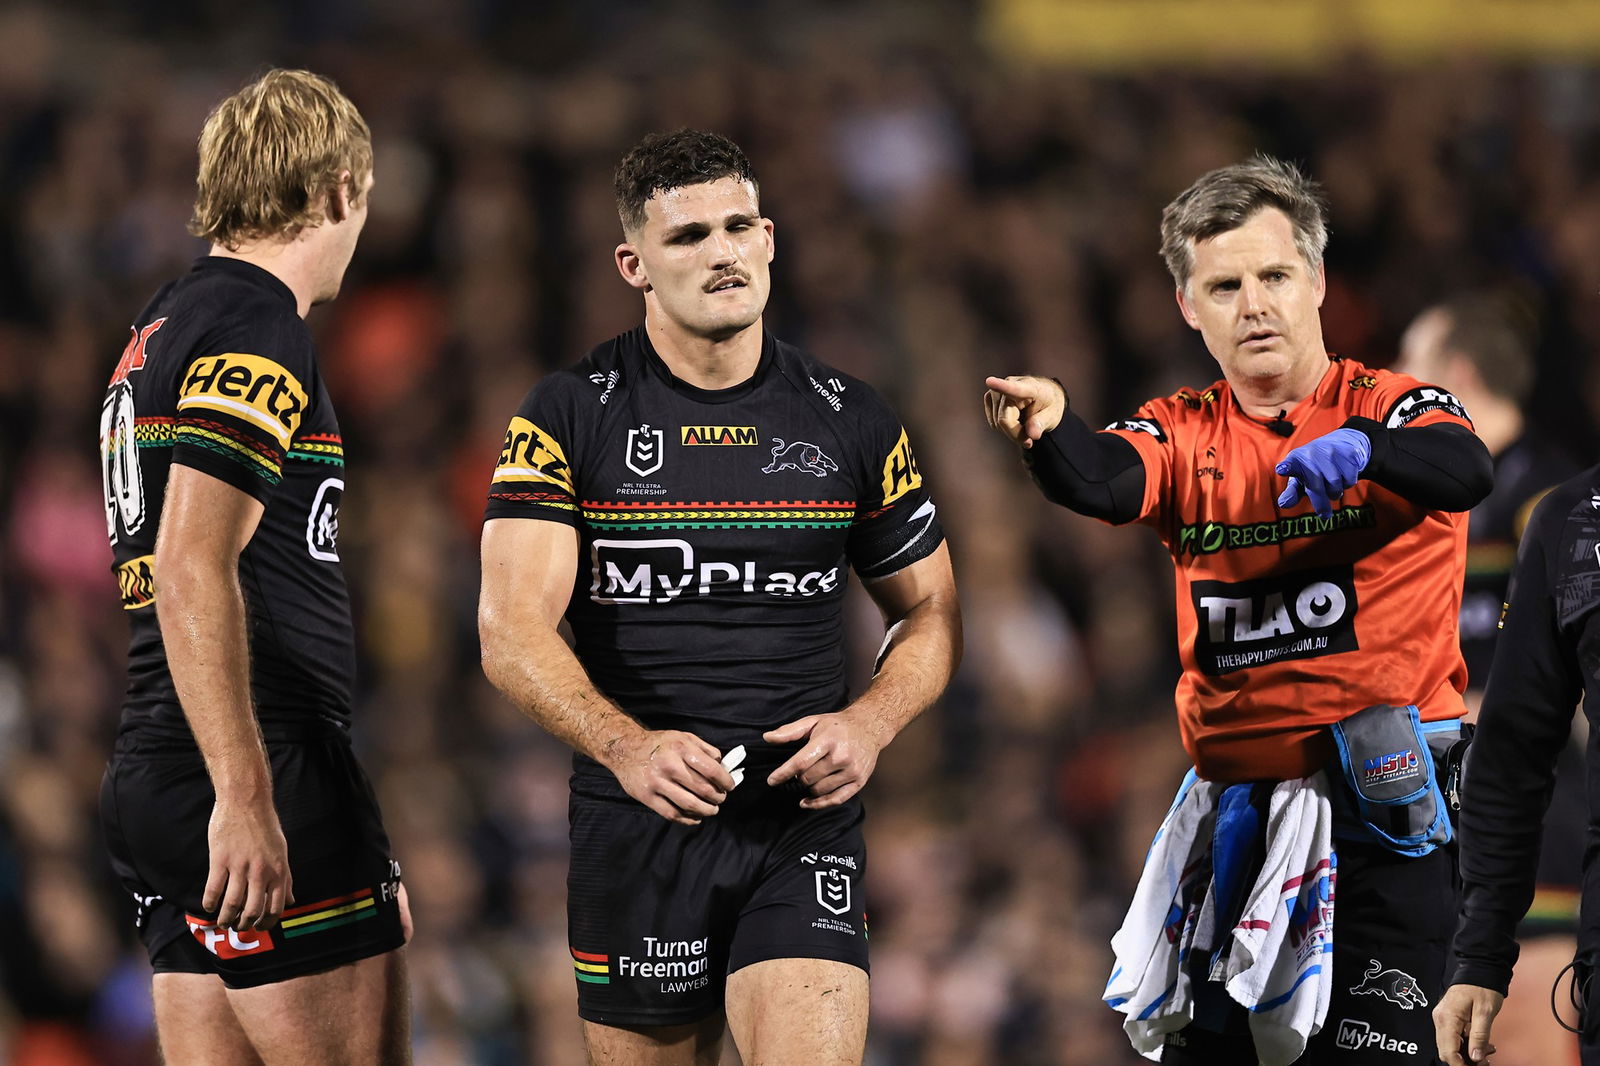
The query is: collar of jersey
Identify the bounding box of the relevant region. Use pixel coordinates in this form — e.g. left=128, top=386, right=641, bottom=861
left=637, top=324, right=775, bottom=404
left=1231, top=352, right=1345, bottom=431
left=191, top=256, right=297, bottom=311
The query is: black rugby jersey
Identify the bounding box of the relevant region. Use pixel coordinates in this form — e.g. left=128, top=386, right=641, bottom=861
left=1451, top=464, right=1600, bottom=993
left=485, top=326, right=944, bottom=784
left=101, top=257, right=353, bottom=747
left=1458, top=433, right=1575, bottom=685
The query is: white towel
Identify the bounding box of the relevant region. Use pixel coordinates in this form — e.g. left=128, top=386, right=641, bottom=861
left=1223, top=771, right=1336, bottom=1065
left=1104, top=772, right=1336, bottom=1065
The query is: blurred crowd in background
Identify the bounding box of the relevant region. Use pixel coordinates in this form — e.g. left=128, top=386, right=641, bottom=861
left=4, top=1, right=1600, bottom=1063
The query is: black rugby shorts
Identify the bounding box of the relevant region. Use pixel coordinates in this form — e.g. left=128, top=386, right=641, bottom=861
left=567, top=786, right=869, bottom=1027
left=99, top=735, right=405, bottom=989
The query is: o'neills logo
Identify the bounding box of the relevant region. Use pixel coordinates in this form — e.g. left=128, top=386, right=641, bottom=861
left=117, top=554, right=156, bottom=610
left=680, top=425, right=757, bottom=446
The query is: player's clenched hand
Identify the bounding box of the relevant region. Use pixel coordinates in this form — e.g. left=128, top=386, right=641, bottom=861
left=764, top=713, right=885, bottom=809
left=1433, top=983, right=1502, bottom=1065
left=607, top=729, right=735, bottom=826
left=204, top=796, right=292, bottom=931
left=983, top=375, right=1067, bottom=450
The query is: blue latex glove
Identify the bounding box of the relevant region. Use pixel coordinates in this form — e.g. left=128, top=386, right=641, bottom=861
left=1275, top=427, right=1372, bottom=517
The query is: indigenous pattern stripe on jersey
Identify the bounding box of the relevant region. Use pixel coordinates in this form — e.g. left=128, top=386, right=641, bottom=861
left=1101, top=355, right=1473, bottom=782
left=100, top=257, right=354, bottom=748
left=485, top=327, right=943, bottom=796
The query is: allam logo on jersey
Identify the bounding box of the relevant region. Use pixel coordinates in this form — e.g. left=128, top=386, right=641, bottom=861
left=494, top=417, right=573, bottom=494
left=589, top=538, right=840, bottom=604
left=1384, top=386, right=1469, bottom=429
left=1190, top=565, right=1359, bottom=675
left=178, top=353, right=308, bottom=448
left=680, top=425, right=758, bottom=446
left=626, top=424, right=665, bottom=477
left=880, top=428, right=923, bottom=505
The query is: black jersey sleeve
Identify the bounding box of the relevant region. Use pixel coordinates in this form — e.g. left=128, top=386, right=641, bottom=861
left=1025, top=406, right=1147, bottom=523
left=485, top=373, right=582, bottom=524
left=1450, top=488, right=1587, bottom=994
left=846, top=392, right=944, bottom=580
left=1343, top=416, right=1493, bottom=513
left=170, top=312, right=318, bottom=502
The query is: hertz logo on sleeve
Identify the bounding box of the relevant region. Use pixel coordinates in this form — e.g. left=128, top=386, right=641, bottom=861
left=880, top=428, right=923, bottom=505
left=495, top=417, right=573, bottom=493
left=680, top=426, right=758, bottom=446
left=117, top=554, right=156, bottom=610
left=178, top=354, right=308, bottom=448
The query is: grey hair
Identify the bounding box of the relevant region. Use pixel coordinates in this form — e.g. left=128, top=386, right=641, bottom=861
left=1159, top=155, right=1328, bottom=291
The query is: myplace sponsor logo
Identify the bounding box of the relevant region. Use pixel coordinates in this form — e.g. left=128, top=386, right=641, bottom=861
left=589, top=538, right=840, bottom=604
left=1334, top=1018, right=1418, bottom=1056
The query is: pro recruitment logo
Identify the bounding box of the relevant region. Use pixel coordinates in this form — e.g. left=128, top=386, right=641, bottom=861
left=1177, top=505, right=1375, bottom=556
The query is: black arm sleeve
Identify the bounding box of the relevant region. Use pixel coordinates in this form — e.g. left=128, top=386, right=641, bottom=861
left=1450, top=503, right=1582, bottom=993
left=1023, top=406, right=1147, bottom=524
left=1344, top=416, right=1493, bottom=512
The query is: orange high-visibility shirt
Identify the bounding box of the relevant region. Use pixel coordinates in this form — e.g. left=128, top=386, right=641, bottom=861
left=1104, top=355, right=1473, bottom=782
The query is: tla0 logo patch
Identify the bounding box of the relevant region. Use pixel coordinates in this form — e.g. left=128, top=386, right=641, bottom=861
left=1190, top=565, right=1358, bottom=675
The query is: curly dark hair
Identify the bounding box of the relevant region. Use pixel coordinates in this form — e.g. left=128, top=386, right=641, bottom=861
left=613, top=128, right=758, bottom=233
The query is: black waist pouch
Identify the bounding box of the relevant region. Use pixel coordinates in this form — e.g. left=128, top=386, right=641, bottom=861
left=1328, top=703, right=1454, bottom=857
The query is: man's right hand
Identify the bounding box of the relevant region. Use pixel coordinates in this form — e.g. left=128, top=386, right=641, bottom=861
left=204, top=796, right=292, bottom=931
left=605, top=729, right=736, bottom=826
left=983, top=375, right=1067, bottom=449
left=1433, top=983, right=1503, bottom=1065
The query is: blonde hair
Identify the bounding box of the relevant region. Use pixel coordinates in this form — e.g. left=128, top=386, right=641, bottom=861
left=189, top=69, right=371, bottom=248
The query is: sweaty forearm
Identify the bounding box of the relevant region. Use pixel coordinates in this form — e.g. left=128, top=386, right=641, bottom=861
left=1025, top=408, right=1146, bottom=523
left=481, top=620, right=647, bottom=766
left=1345, top=418, right=1493, bottom=512
left=847, top=591, right=962, bottom=747
left=155, top=559, right=272, bottom=800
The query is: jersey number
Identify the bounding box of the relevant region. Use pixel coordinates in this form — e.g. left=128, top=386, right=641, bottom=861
left=100, top=319, right=165, bottom=542
left=101, top=382, right=145, bottom=541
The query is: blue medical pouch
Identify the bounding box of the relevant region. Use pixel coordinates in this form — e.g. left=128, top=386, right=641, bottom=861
left=1328, top=703, right=1454, bottom=857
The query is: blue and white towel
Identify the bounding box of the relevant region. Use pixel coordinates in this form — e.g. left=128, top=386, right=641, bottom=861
left=1104, top=770, right=1336, bottom=1065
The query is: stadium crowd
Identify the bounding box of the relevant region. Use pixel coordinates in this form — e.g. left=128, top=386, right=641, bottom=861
left=2, top=2, right=1599, bottom=1063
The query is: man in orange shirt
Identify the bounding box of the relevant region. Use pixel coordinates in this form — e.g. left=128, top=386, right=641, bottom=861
left=986, top=157, right=1492, bottom=1064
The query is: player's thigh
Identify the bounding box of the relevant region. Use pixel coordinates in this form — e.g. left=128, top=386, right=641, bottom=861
left=581, top=1015, right=726, bottom=1066
left=152, top=971, right=264, bottom=1066
left=225, top=946, right=410, bottom=1066
left=724, top=957, right=867, bottom=1066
